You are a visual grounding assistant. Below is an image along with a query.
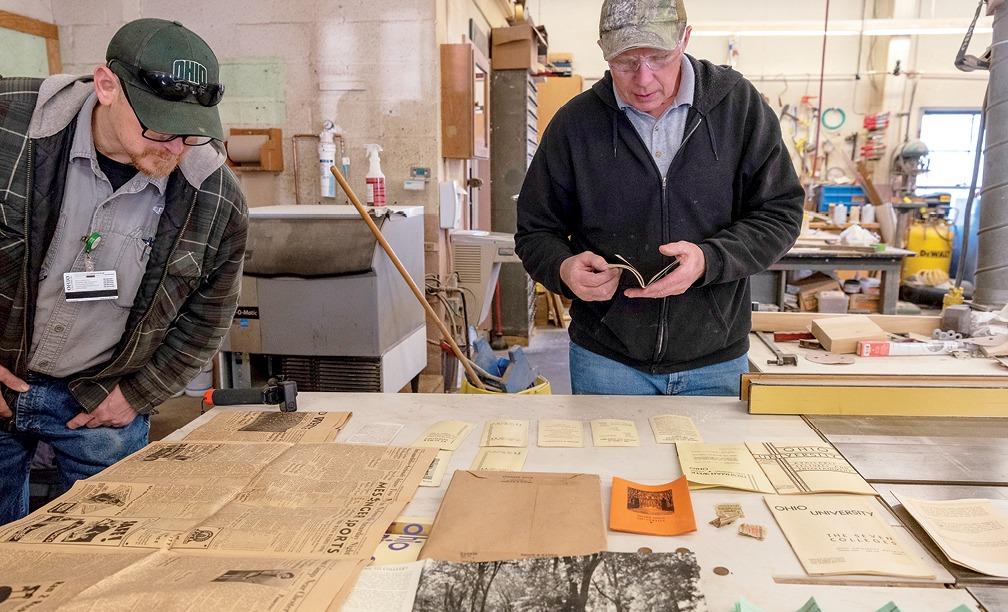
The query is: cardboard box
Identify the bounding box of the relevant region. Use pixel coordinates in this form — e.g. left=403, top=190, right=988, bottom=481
left=849, top=293, right=881, bottom=313
left=858, top=340, right=959, bottom=357
left=811, top=315, right=889, bottom=354
left=492, top=24, right=538, bottom=70
left=788, top=272, right=842, bottom=312
left=817, top=290, right=849, bottom=314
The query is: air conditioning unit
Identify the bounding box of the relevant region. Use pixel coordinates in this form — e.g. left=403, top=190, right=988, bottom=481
left=451, top=230, right=521, bottom=324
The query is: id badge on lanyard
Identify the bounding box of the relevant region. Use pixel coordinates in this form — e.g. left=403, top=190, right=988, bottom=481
left=63, top=230, right=118, bottom=302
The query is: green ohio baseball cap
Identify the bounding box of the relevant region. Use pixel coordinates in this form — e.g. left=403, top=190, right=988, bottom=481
left=599, top=0, right=688, bottom=61
left=106, top=18, right=225, bottom=142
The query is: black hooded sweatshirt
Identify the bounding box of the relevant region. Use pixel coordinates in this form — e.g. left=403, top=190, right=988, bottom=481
left=515, top=56, right=804, bottom=373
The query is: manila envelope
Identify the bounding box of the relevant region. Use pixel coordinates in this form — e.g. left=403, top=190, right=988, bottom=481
left=420, top=471, right=607, bottom=562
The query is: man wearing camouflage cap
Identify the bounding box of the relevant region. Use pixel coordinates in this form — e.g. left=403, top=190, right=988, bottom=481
left=516, top=0, right=803, bottom=395
left=0, top=19, right=247, bottom=522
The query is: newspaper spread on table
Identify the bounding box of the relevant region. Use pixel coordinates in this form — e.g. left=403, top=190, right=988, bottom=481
left=182, top=410, right=352, bottom=443
left=2, top=425, right=434, bottom=611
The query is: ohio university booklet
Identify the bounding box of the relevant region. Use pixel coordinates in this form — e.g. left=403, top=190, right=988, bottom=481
left=766, top=495, right=934, bottom=578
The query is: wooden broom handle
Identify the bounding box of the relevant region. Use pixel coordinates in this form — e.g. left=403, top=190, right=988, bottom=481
left=330, top=166, right=487, bottom=390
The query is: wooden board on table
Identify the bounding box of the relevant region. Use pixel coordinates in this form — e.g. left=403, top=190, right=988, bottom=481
left=743, top=375, right=1008, bottom=417
left=752, top=312, right=941, bottom=335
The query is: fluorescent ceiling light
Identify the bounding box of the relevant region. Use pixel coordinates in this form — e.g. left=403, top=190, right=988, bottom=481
left=689, top=18, right=993, bottom=38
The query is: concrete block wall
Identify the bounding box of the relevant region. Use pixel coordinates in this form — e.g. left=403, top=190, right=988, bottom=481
left=50, top=0, right=493, bottom=379
left=53, top=0, right=441, bottom=215
left=4, top=1, right=54, bottom=22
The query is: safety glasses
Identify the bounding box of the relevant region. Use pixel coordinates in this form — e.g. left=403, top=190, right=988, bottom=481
left=609, top=39, right=686, bottom=74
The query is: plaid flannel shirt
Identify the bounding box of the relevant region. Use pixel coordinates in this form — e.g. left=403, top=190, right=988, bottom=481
left=0, top=77, right=247, bottom=414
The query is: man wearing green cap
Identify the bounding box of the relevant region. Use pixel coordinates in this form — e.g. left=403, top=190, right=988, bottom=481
left=0, top=19, right=247, bottom=523
left=516, top=0, right=803, bottom=395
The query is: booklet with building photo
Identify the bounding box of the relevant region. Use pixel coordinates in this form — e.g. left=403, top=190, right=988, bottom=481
left=607, top=254, right=680, bottom=288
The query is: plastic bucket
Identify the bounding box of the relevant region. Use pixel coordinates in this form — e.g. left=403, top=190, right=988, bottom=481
left=460, top=375, right=552, bottom=395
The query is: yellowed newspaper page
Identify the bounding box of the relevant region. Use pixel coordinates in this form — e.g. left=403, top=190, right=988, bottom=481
left=766, top=495, right=934, bottom=578
left=676, top=443, right=775, bottom=493
left=537, top=419, right=584, bottom=448
left=0, top=513, right=190, bottom=549
left=590, top=419, right=641, bottom=447
left=183, top=410, right=351, bottom=443
left=648, top=414, right=703, bottom=443
left=96, top=441, right=290, bottom=488
left=0, top=544, right=152, bottom=611
left=37, top=480, right=241, bottom=520
left=59, top=550, right=365, bottom=612
left=747, top=442, right=876, bottom=495
left=899, top=496, right=1008, bottom=578
left=479, top=419, right=529, bottom=447
left=172, top=444, right=436, bottom=558
left=413, top=421, right=474, bottom=451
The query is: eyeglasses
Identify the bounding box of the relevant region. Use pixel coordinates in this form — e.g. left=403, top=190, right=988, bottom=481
left=138, top=120, right=214, bottom=147
left=609, top=44, right=684, bottom=74
left=109, top=60, right=225, bottom=107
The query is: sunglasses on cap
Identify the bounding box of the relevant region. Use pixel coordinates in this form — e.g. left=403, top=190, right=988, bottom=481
left=109, top=59, right=225, bottom=107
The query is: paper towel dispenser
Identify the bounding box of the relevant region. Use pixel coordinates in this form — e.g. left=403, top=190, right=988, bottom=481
left=226, top=128, right=284, bottom=172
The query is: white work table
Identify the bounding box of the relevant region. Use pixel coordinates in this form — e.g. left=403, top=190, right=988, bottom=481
left=169, top=393, right=980, bottom=612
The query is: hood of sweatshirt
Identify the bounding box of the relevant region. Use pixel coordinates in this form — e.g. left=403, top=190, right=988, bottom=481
left=29, top=73, right=227, bottom=188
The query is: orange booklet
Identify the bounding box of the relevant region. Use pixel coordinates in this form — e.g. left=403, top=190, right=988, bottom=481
left=609, top=476, right=697, bottom=536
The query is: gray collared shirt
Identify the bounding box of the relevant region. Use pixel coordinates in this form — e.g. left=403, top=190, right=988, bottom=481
left=613, top=55, right=695, bottom=177
left=29, top=93, right=167, bottom=378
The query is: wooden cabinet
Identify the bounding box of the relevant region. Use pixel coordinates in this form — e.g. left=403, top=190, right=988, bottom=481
left=441, top=42, right=490, bottom=160
left=537, top=75, right=584, bottom=135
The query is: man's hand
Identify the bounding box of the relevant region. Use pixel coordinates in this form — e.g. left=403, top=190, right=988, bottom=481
left=624, top=241, right=707, bottom=299
left=559, top=252, right=622, bottom=302
left=0, top=365, right=29, bottom=419
left=67, top=385, right=137, bottom=429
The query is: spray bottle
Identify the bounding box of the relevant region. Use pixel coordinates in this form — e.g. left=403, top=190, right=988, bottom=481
left=319, top=121, right=337, bottom=199
left=364, top=144, right=386, bottom=207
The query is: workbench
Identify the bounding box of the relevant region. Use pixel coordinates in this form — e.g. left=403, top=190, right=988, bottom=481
left=167, top=393, right=984, bottom=611
left=748, top=333, right=1008, bottom=379
left=768, top=247, right=916, bottom=314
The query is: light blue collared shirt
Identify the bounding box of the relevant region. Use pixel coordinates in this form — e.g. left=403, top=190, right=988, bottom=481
left=613, top=56, right=695, bottom=178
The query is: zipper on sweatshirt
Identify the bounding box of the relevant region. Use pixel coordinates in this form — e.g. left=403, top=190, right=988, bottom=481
left=653, top=117, right=701, bottom=371
left=651, top=174, right=669, bottom=368
left=613, top=108, right=707, bottom=370
left=69, top=190, right=199, bottom=403
left=19, top=140, right=33, bottom=377
left=647, top=115, right=705, bottom=371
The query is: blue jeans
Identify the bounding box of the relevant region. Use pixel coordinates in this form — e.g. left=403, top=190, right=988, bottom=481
left=570, top=342, right=749, bottom=396
left=0, top=372, right=149, bottom=525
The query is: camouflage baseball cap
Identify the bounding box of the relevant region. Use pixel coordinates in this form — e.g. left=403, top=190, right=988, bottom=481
left=599, top=0, right=688, bottom=61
